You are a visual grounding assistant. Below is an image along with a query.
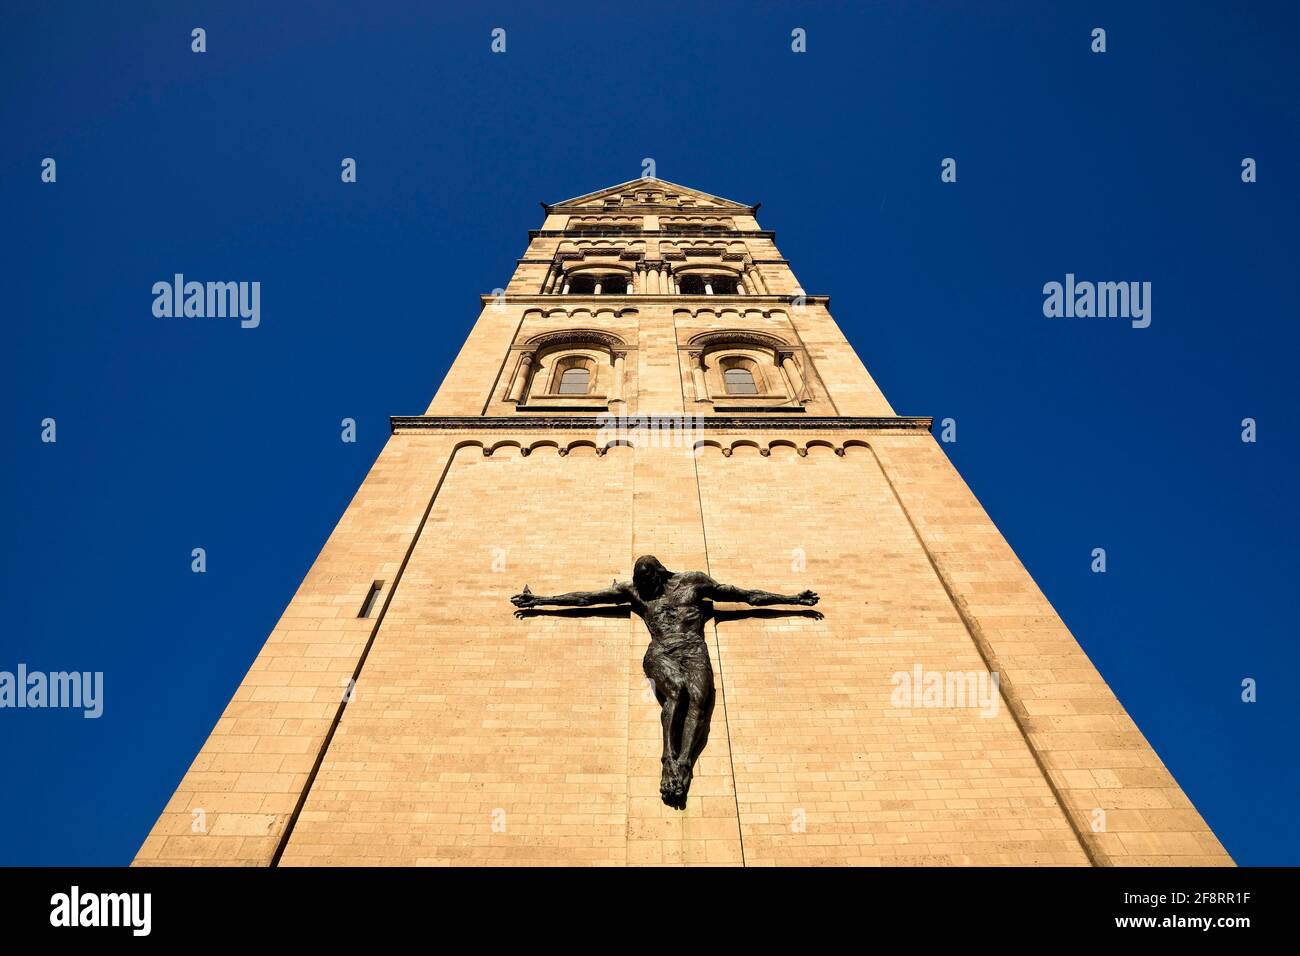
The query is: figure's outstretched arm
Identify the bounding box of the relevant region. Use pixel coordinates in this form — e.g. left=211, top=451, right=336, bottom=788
left=706, top=580, right=819, bottom=607
left=511, top=583, right=630, bottom=609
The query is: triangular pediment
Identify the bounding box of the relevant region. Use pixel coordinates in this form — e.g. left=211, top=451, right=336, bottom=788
left=549, top=178, right=753, bottom=212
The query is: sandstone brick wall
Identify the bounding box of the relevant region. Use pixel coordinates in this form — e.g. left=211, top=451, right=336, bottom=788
left=138, top=431, right=1229, bottom=867
left=696, top=441, right=1086, bottom=865
left=280, top=444, right=636, bottom=865
left=869, top=436, right=1232, bottom=865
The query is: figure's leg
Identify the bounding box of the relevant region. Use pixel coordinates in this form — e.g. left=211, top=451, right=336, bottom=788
left=647, top=652, right=688, bottom=802
left=675, top=659, right=714, bottom=782
left=659, top=690, right=678, bottom=765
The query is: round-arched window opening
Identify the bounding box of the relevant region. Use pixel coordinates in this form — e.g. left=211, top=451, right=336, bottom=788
left=566, top=273, right=630, bottom=295
left=558, top=366, right=591, bottom=395
left=545, top=353, right=598, bottom=397
left=679, top=274, right=739, bottom=295
left=722, top=362, right=760, bottom=395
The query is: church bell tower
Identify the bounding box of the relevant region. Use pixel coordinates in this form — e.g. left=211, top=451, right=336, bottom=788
left=136, top=178, right=1230, bottom=867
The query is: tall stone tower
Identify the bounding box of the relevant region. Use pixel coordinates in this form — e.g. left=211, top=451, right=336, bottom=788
left=136, top=179, right=1230, bottom=866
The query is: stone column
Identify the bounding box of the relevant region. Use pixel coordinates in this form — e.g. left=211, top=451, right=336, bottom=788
left=689, top=351, right=711, bottom=404
left=610, top=351, right=626, bottom=404
left=506, top=351, right=534, bottom=403
left=779, top=351, right=805, bottom=401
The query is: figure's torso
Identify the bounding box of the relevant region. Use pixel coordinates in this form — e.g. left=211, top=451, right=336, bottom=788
left=638, top=574, right=708, bottom=648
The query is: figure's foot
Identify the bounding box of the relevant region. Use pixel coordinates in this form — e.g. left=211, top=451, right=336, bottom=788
left=659, top=759, right=693, bottom=808
left=660, top=761, right=688, bottom=807
left=674, top=757, right=693, bottom=796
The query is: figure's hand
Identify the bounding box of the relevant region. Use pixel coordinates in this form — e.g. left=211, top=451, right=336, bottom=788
left=513, top=609, right=531, bottom=619
left=796, top=590, right=819, bottom=606
left=511, top=585, right=539, bottom=609
left=809, top=610, right=824, bottom=621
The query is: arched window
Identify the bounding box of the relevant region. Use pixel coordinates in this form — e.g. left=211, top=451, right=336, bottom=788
left=507, top=329, right=630, bottom=409
left=678, top=273, right=740, bottom=295
left=558, top=366, right=591, bottom=394
left=565, top=272, right=632, bottom=295
left=545, top=353, right=598, bottom=398
left=685, top=330, right=812, bottom=410
left=723, top=364, right=759, bottom=395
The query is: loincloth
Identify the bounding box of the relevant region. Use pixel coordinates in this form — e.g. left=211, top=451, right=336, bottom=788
left=643, top=639, right=713, bottom=680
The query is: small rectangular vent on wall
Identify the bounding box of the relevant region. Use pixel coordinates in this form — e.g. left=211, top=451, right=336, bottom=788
left=358, top=580, right=384, bottom=619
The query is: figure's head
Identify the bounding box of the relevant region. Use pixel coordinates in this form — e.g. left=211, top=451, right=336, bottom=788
left=633, top=555, right=670, bottom=598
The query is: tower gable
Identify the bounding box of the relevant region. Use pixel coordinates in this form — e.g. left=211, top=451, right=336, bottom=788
left=550, top=177, right=753, bottom=213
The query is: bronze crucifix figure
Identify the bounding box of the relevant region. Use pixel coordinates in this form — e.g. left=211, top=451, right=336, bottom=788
left=511, top=555, right=819, bottom=807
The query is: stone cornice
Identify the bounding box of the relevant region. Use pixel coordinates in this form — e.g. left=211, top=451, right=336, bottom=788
left=529, top=230, right=776, bottom=239
left=480, top=294, right=829, bottom=306
left=391, top=415, right=932, bottom=434
left=517, top=254, right=790, bottom=266
left=544, top=205, right=759, bottom=216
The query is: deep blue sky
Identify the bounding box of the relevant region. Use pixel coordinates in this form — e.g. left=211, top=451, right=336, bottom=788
left=2, top=2, right=1296, bottom=866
